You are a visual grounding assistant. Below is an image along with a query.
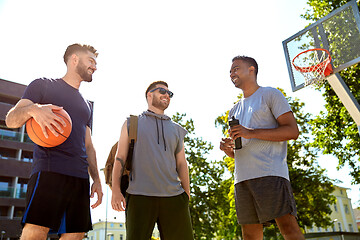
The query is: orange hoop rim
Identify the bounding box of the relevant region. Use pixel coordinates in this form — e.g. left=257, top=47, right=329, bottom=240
left=292, top=48, right=332, bottom=74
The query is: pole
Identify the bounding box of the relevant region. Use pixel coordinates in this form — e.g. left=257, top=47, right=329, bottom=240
left=327, top=73, right=360, bottom=135
left=105, top=186, right=108, bottom=240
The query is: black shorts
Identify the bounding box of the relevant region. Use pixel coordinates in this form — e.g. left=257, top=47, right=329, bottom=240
left=22, top=171, right=92, bottom=234
left=234, top=176, right=297, bottom=225
left=125, top=192, right=194, bottom=240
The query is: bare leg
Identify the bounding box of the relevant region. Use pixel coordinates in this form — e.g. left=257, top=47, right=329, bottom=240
left=60, top=232, right=85, bottom=240
left=241, top=224, right=263, bottom=240
left=275, top=214, right=305, bottom=240
left=20, top=223, right=49, bottom=240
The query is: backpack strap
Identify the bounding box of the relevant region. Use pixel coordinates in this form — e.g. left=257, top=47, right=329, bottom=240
left=128, top=115, right=138, bottom=143
left=125, top=115, right=138, bottom=171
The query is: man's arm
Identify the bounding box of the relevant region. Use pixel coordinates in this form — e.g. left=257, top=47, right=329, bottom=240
left=229, top=111, right=299, bottom=142
left=6, top=98, right=65, bottom=137
left=85, top=126, right=103, bottom=209
left=111, top=120, right=129, bottom=211
left=176, top=145, right=191, bottom=198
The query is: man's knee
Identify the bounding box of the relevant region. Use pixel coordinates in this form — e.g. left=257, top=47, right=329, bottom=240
left=276, top=214, right=304, bottom=239
left=60, top=232, right=85, bottom=240
left=20, top=223, right=49, bottom=240
left=241, top=224, right=263, bottom=240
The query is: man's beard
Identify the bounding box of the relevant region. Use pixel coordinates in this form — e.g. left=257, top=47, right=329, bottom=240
left=76, top=60, right=93, bottom=82
left=152, top=97, right=169, bottom=111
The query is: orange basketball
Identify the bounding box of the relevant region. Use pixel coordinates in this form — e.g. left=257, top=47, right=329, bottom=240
left=26, top=108, right=72, bottom=147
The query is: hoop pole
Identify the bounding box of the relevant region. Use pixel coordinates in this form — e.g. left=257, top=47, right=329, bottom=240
left=327, top=73, right=360, bottom=135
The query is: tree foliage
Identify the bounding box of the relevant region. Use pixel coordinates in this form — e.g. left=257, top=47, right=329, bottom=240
left=301, top=0, right=360, bottom=184
left=172, top=113, right=227, bottom=239
left=215, top=90, right=335, bottom=237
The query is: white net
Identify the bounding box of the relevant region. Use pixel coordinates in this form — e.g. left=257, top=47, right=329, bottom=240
left=292, top=49, right=332, bottom=87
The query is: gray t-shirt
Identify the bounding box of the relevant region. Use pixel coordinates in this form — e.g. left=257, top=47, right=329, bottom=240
left=229, top=87, right=292, bottom=184
left=126, top=110, right=187, bottom=197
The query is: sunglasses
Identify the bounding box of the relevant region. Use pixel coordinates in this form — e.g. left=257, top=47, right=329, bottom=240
left=150, top=87, right=174, bottom=98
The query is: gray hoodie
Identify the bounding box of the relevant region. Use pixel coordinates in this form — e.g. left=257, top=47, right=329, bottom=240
left=126, top=110, right=187, bottom=197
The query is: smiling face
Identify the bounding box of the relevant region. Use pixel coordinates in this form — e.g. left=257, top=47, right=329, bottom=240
left=149, top=84, right=171, bottom=111
left=75, top=51, right=97, bottom=82
left=230, top=59, right=255, bottom=89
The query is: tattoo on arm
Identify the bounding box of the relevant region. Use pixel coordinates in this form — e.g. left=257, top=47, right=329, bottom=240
left=116, top=157, right=125, bottom=169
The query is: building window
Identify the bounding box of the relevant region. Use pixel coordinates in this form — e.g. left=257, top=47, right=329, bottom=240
left=334, top=203, right=338, bottom=212
left=349, top=224, right=354, bottom=232
left=13, top=207, right=24, bottom=218
left=17, top=178, right=28, bottom=199
left=110, top=223, right=114, bottom=228
left=0, top=176, right=13, bottom=198
left=119, top=223, right=123, bottom=228
left=338, top=222, right=342, bottom=231
left=340, top=189, right=343, bottom=195
left=344, top=204, right=349, bottom=214
left=120, top=235, right=123, bottom=240
left=0, top=206, right=9, bottom=217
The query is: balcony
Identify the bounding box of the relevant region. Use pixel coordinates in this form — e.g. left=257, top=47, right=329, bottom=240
left=0, top=156, right=33, bottom=163
left=0, top=129, right=32, bottom=143
left=0, top=186, right=26, bottom=199
left=0, top=158, right=32, bottom=178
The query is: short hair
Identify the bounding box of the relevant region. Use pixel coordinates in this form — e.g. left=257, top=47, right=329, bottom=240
left=63, top=43, right=98, bottom=64
left=232, top=55, right=258, bottom=76
left=145, top=81, right=169, bottom=99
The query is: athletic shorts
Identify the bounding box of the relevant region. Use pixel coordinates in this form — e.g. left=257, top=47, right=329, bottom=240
left=125, top=192, right=194, bottom=240
left=234, top=176, right=297, bottom=225
left=22, top=171, right=92, bottom=234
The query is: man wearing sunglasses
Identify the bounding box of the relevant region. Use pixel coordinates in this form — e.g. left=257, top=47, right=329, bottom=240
left=111, top=81, right=194, bottom=240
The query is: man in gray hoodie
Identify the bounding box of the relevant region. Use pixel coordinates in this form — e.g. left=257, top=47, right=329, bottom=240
left=111, top=81, right=194, bottom=240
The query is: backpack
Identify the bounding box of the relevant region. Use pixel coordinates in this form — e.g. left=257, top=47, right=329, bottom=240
left=104, top=115, right=138, bottom=196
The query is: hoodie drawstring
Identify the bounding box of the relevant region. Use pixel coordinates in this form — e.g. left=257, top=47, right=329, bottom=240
left=155, top=118, right=160, bottom=145
left=160, top=118, right=167, bottom=151
left=155, top=117, right=167, bottom=151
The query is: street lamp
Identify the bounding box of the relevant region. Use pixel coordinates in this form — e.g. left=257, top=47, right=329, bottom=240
left=100, top=168, right=109, bottom=240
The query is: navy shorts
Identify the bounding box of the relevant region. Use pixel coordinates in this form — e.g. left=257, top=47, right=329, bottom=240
left=22, top=171, right=92, bottom=234
left=234, top=176, right=297, bottom=225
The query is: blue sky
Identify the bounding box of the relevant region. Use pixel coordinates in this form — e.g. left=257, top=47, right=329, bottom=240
left=0, top=0, right=358, bottom=223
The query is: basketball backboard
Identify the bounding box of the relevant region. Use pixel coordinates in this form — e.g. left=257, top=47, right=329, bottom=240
left=283, top=0, right=360, bottom=92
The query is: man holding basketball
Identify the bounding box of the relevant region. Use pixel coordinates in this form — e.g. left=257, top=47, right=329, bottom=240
left=111, top=81, right=194, bottom=240
left=5, top=44, right=103, bottom=240
left=220, top=56, right=304, bottom=240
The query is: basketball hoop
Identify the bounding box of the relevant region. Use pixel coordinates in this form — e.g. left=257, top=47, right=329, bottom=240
left=292, top=48, right=333, bottom=87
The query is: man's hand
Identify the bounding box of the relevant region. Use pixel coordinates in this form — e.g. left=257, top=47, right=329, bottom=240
left=229, top=124, right=252, bottom=141
left=220, top=137, right=234, bottom=151
left=220, top=138, right=235, bottom=158
left=111, top=188, right=126, bottom=211
left=90, top=180, right=103, bottom=209
left=31, top=104, right=66, bottom=138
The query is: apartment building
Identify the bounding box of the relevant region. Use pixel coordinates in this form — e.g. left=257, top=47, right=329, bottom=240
left=86, top=220, right=160, bottom=240
left=86, top=221, right=126, bottom=240
left=305, top=185, right=360, bottom=239
left=0, top=78, right=33, bottom=239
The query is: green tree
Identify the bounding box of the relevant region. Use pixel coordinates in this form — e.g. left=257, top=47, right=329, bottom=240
left=215, top=90, right=335, bottom=237
left=302, top=0, right=360, bottom=184
left=172, top=113, right=227, bottom=239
